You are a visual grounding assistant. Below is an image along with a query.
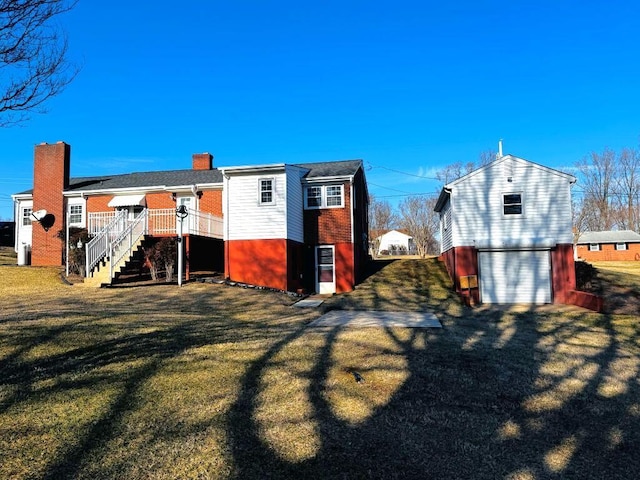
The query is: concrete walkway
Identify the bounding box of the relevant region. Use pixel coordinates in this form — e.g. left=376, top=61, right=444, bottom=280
left=308, top=310, right=442, bottom=328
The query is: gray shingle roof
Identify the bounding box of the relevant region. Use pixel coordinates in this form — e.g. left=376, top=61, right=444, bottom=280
left=294, top=159, right=363, bottom=178
left=16, top=169, right=224, bottom=195
left=577, top=230, right=640, bottom=244
left=15, top=159, right=363, bottom=196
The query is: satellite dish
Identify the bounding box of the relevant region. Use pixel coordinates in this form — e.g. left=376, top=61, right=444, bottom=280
left=32, top=209, right=48, bottom=221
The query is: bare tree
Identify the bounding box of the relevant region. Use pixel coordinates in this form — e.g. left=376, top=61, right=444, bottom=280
left=1, top=0, right=78, bottom=126
left=435, top=161, right=476, bottom=184
left=397, top=195, right=439, bottom=258
left=478, top=149, right=498, bottom=166
left=369, top=195, right=398, bottom=257
left=574, top=148, right=617, bottom=231
left=614, top=147, right=640, bottom=231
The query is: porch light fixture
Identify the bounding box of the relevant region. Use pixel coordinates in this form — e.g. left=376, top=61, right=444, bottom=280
left=176, top=205, right=189, bottom=286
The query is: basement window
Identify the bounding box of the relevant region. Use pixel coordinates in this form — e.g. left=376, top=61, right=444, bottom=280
left=503, top=193, right=523, bottom=215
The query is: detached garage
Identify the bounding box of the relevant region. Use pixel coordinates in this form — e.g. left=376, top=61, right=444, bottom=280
left=478, top=250, right=551, bottom=304
left=434, top=153, right=578, bottom=306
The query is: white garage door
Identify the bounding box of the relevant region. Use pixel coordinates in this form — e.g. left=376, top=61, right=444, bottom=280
left=479, top=250, right=551, bottom=304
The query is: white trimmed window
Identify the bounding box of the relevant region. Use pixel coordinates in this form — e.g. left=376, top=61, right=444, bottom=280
left=589, top=243, right=600, bottom=251
left=615, top=242, right=627, bottom=251
left=503, top=193, right=523, bottom=215
left=259, top=178, right=274, bottom=205
left=69, top=204, right=83, bottom=225
left=22, top=207, right=32, bottom=226
left=304, top=184, right=344, bottom=209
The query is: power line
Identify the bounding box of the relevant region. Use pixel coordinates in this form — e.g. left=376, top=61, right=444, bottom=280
left=366, top=162, right=440, bottom=180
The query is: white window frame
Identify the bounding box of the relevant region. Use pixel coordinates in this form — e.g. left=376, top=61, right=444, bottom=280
left=22, top=207, right=33, bottom=226
left=503, top=192, right=523, bottom=216
left=304, top=184, right=344, bottom=209
left=615, top=242, right=627, bottom=251
left=589, top=243, right=600, bottom=251
left=68, top=204, right=84, bottom=226
left=259, top=178, right=275, bottom=205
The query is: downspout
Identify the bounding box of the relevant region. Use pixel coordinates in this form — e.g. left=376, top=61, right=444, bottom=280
left=224, top=173, right=230, bottom=280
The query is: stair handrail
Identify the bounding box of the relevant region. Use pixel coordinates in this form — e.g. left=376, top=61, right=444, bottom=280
left=85, top=209, right=128, bottom=277
left=109, top=209, right=148, bottom=281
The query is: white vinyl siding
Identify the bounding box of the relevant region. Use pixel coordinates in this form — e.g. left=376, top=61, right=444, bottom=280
left=450, top=156, right=574, bottom=247
left=479, top=250, right=551, bottom=304
left=225, top=171, right=287, bottom=240
left=440, top=201, right=453, bottom=252
left=285, top=165, right=305, bottom=243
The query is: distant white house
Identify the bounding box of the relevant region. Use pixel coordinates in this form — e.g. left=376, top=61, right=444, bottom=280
left=372, top=229, right=415, bottom=255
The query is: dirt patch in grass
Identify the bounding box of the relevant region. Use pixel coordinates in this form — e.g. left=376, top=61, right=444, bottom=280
left=1, top=260, right=639, bottom=479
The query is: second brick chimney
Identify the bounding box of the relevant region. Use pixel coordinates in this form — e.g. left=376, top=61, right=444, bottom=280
left=192, top=153, right=213, bottom=170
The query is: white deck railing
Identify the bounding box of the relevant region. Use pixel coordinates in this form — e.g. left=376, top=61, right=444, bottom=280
left=85, top=208, right=223, bottom=280
left=85, top=210, right=127, bottom=277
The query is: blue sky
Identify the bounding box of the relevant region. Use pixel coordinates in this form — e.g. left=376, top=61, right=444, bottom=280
left=2, top=0, right=640, bottom=220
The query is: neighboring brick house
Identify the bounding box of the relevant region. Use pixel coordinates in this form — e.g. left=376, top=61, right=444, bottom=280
left=434, top=154, right=602, bottom=311
left=12, top=142, right=369, bottom=294
left=576, top=230, right=640, bottom=261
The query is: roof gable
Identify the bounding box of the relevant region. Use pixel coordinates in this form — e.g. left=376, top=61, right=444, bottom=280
left=445, top=155, right=576, bottom=189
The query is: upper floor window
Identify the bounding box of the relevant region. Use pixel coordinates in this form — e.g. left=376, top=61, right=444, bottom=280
left=69, top=204, right=83, bottom=225
left=22, top=207, right=32, bottom=226
left=503, top=193, right=523, bottom=215
left=589, top=243, right=600, bottom=251
left=304, top=184, right=344, bottom=209
left=615, top=242, right=627, bottom=251
left=259, top=178, right=274, bottom=205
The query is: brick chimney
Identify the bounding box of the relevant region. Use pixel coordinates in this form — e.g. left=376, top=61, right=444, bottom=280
left=192, top=153, right=213, bottom=170
left=31, top=142, right=70, bottom=266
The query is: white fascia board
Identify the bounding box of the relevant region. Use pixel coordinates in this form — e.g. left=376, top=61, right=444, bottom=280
left=63, top=183, right=222, bottom=197
left=302, top=174, right=354, bottom=184
left=220, top=164, right=286, bottom=175
left=11, top=193, right=32, bottom=200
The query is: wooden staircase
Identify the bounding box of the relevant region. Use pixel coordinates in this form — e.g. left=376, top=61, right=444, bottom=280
left=81, top=236, right=147, bottom=287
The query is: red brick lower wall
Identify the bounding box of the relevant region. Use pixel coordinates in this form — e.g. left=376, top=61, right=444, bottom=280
left=441, top=244, right=584, bottom=307
left=225, top=239, right=355, bottom=294
left=440, top=246, right=480, bottom=304
left=225, top=238, right=307, bottom=292
left=335, top=242, right=355, bottom=293
left=551, top=244, right=576, bottom=304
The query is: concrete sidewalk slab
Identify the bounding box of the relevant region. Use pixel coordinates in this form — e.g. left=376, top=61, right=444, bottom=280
left=308, top=310, right=442, bottom=328
left=293, top=298, right=325, bottom=308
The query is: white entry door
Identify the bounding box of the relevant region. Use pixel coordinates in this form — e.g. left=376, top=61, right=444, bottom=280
left=316, top=246, right=336, bottom=294
left=176, top=196, right=194, bottom=234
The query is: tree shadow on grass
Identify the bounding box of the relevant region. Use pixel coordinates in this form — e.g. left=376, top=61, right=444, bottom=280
left=226, top=307, right=640, bottom=479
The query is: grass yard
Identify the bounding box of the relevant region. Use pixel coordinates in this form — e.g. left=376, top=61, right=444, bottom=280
left=0, top=252, right=639, bottom=479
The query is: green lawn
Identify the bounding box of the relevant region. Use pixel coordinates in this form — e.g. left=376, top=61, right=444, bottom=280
left=0, top=256, right=639, bottom=479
